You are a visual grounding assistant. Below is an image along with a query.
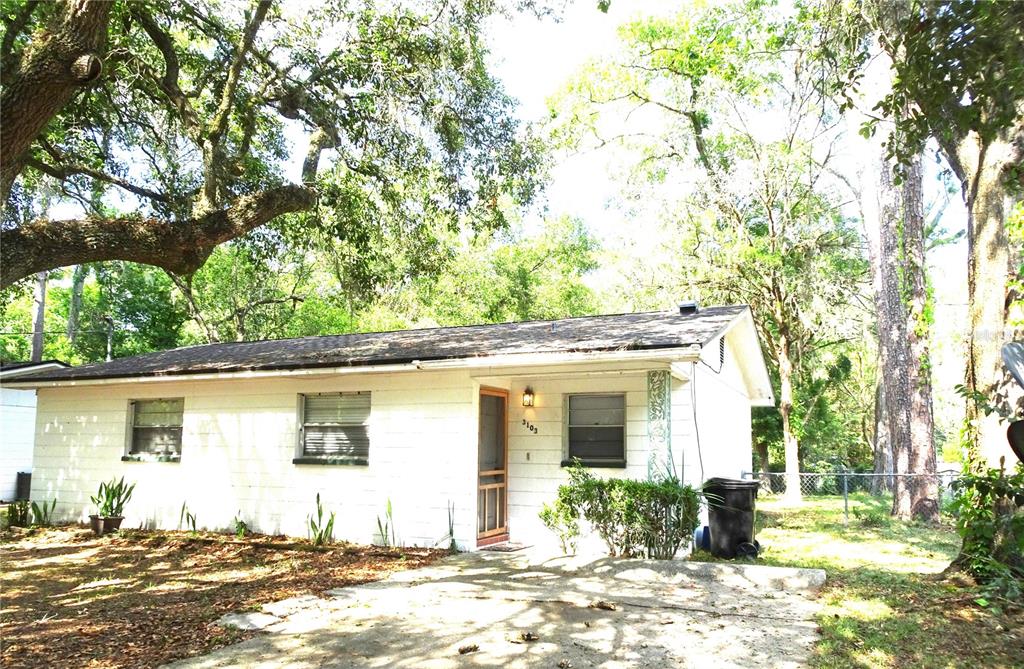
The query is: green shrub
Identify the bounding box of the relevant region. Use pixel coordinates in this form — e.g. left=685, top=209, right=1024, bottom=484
left=31, top=499, right=57, bottom=527
left=539, top=498, right=579, bottom=554
left=7, top=499, right=31, bottom=528
left=540, top=461, right=701, bottom=559
left=951, top=462, right=1024, bottom=598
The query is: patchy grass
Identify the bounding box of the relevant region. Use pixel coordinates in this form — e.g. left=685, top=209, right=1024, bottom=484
left=695, top=494, right=1022, bottom=668
left=0, top=526, right=442, bottom=669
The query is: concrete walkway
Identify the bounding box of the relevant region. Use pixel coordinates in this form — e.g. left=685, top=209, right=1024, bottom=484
left=164, top=551, right=825, bottom=669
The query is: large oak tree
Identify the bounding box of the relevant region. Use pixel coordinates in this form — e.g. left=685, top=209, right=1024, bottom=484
left=0, top=0, right=542, bottom=288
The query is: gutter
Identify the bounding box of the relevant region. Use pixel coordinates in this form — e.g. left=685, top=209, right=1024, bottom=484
left=5, top=345, right=703, bottom=389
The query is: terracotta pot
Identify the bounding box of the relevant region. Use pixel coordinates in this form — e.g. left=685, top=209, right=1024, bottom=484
left=102, top=516, right=124, bottom=533
left=89, top=515, right=103, bottom=536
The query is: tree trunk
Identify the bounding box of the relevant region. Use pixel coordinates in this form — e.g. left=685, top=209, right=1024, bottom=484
left=31, top=271, right=46, bottom=362
left=902, top=154, right=939, bottom=522
left=0, top=0, right=112, bottom=200
left=870, top=148, right=914, bottom=519
left=66, top=264, right=88, bottom=343
left=959, top=135, right=1018, bottom=469
left=871, top=381, right=894, bottom=494
left=754, top=440, right=770, bottom=475
left=778, top=331, right=802, bottom=503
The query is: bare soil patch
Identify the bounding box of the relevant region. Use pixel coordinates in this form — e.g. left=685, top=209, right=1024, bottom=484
left=0, top=526, right=442, bottom=669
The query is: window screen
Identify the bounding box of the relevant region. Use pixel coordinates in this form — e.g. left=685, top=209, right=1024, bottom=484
left=130, top=398, right=184, bottom=456
left=567, top=394, right=625, bottom=462
left=302, top=393, right=370, bottom=460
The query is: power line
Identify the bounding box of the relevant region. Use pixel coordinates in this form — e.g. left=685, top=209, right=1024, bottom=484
left=0, top=330, right=111, bottom=336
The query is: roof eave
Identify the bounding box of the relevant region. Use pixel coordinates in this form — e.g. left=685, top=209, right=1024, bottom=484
left=5, top=344, right=704, bottom=389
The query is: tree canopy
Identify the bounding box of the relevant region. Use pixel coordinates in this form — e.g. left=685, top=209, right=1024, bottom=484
left=0, top=0, right=544, bottom=287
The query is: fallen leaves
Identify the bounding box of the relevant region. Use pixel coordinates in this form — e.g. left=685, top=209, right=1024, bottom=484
left=0, top=527, right=442, bottom=669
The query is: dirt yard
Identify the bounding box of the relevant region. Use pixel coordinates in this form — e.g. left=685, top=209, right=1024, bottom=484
left=0, top=526, right=442, bottom=669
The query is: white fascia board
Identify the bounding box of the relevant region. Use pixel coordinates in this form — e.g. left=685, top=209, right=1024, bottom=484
left=0, top=362, right=70, bottom=380
left=415, top=346, right=701, bottom=370
left=4, top=345, right=702, bottom=389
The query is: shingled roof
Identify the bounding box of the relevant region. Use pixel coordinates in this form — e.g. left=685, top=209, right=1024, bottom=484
left=15, top=305, right=748, bottom=383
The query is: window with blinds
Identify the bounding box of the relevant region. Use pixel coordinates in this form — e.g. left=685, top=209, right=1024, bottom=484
left=300, top=393, right=371, bottom=462
left=130, top=398, right=184, bottom=456
left=567, top=394, right=625, bottom=464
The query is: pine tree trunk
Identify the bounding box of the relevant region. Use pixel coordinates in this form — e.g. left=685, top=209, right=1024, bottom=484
left=872, top=381, right=894, bottom=494
left=902, top=154, right=939, bottom=522
left=871, top=150, right=914, bottom=519
left=31, top=271, right=46, bottom=361
left=66, top=264, right=87, bottom=343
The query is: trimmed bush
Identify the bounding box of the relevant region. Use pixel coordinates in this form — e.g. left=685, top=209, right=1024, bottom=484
left=540, top=461, right=701, bottom=559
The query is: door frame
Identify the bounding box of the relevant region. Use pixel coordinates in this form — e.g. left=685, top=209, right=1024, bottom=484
left=477, top=386, right=509, bottom=546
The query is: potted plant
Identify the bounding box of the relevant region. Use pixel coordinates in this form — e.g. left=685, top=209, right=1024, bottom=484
left=89, top=477, right=135, bottom=535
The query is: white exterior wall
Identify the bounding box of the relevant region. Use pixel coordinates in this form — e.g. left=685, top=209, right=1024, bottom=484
left=689, top=335, right=755, bottom=481
left=30, top=370, right=479, bottom=549
left=27, top=336, right=759, bottom=550
left=1, top=387, right=37, bottom=501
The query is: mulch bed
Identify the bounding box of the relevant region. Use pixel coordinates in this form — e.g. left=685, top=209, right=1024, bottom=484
left=0, top=526, right=443, bottom=669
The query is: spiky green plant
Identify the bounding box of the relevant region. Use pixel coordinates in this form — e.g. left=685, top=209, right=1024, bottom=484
left=308, top=493, right=335, bottom=546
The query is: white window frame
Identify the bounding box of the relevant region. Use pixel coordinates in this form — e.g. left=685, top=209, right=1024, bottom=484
left=294, top=391, right=372, bottom=465
left=562, top=392, right=627, bottom=468
left=124, top=397, right=184, bottom=462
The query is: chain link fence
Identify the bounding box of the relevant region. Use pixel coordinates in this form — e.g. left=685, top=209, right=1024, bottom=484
left=741, top=469, right=963, bottom=520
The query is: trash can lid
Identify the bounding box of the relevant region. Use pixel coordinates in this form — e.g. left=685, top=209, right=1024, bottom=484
left=703, top=477, right=760, bottom=489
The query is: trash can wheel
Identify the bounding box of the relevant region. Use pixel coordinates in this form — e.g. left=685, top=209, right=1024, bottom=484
left=736, top=541, right=759, bottom=559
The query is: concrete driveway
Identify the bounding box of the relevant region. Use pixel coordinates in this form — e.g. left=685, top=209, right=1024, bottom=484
left=165, top=551, right=824, bottom=669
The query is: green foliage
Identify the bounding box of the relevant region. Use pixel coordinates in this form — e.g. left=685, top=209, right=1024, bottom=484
left=538, top=498, right=580, bottom=554
left=1, top=263, right=187, bottom=364
left=6, top=0, right=545, bottom=282
left=557, top=0, right=870, bottom=472
left=179, top=502, right=197, bottom=534
left=851, top=506, right=890, bottom=528
left=30, top=499, right=57, bottom=527
left=545, top=462, right=701, bottom=559
left=436, top=501, right=458, bottom=554
left=376, top=498, right=396, bottom=548
left=233, top=513, right=251, bottom=539
left=407, top=217, right=600, bottom=327
left=950, top=461, right=1024, bottom=569
left=950, top=463, right=1024, bottom=598
left=308, top=493, right=335, bottom=547
left=7, top=499, right=30, bottom=528
left=864, top=1, right=1024, bottom=174
left=90, top=477, right=135, bottom=518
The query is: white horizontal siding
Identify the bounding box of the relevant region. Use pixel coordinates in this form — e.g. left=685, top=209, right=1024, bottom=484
left=1, top=388, right=37, bottom=501
left=29, top=370, right=478, bottom=549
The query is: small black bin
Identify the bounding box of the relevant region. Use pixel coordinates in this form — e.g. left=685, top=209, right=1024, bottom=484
left=703, top=477, right=759, bottom=559
left=15, top=471, right=31, bottom=501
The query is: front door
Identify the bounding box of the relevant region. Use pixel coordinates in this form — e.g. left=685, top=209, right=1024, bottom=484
left=477, top=388, right=508, bottom=544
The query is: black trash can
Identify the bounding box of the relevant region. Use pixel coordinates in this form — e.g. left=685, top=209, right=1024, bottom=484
left=15, top=471, right=31, bottom=501
left=703, top=477, right=759, bottom=559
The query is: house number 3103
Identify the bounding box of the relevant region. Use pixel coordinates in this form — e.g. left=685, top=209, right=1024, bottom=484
left=522, top=419, right=538, bottom=434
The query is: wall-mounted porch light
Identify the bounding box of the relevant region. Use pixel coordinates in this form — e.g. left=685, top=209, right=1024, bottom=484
left=522, top=387, right=535, bottom=407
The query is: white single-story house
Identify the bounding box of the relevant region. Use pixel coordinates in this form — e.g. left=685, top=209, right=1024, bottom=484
left=7, top=304, right=773, bottom=550
left=0, top=360, right=70, bottom=502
